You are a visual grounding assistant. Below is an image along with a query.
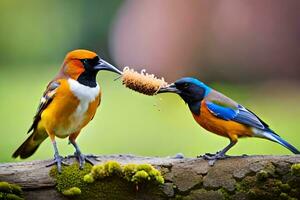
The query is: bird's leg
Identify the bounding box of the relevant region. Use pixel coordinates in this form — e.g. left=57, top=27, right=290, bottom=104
left=202, top=140, right=237, bottom=166
left=69, top=139, right=95, bottom=169
left=46, top=140, right=68, bottom=173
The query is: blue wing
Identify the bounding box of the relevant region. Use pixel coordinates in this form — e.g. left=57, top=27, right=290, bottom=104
left=205, top=101, right=238, bottom=120
left=205, top=93, right=299, bottom=154
left=205, top=101, right=267, bottom=130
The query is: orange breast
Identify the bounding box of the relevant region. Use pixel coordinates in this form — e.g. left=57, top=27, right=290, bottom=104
left=192, top=101, right=253, bottom=141
left=40, top=79, right=101, bottom=138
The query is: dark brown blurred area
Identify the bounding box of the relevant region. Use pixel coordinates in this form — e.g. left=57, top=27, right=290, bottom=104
left=110, top=0, right=300, bottom=83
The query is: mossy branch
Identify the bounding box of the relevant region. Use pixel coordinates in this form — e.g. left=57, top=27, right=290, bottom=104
left=0, top=155, right=300, bottom=200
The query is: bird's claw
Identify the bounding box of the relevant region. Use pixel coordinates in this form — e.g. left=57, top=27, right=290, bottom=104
left=203, top=153, right=229, bottom=160
left=74, top=152, right=96, bottom=169
left=198, top=152, right=230, bottom=166
left=46, top=154, right=69, bottom=173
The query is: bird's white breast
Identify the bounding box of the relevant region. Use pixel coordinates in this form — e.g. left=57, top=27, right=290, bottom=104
left=64, top=78, right=100, bottom=134
left=68, top=79, right=100, bottom=106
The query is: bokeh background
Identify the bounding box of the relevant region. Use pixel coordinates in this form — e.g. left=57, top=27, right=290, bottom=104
left=1, top=0, right=299, bottom=162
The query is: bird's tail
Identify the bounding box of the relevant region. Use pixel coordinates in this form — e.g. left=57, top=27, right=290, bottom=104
left=12, top=130, right=48, bottom=159
left=256, top=129, right=300, bottom=154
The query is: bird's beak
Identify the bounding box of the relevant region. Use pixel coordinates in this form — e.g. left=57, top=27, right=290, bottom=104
left=158, top=83, right=180, bottom=94
left=94, top=59, right=122, bottom=75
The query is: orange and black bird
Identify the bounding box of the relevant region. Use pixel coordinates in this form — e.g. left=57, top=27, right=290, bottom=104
left=12, top=49, right=122, bottom=172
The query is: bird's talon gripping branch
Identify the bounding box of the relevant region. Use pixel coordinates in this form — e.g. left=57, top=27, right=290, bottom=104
left=202, top=153, right=229, bottom=160
left=65, top=153, right=96, bottom=166
left=204, top=153, right=217, bottom=157
left=84, top=156, right=96, bottom=165
left=74, top=152, right=85, bottom=169
left=202, top=153, right=231, bottom=166
left=208, top=160, right=217, bottom=166
left=46, top=155, right=69, bottom=173
left=73, top=152, right=95, bottom=169
left=84, top=154, right=97, bottom=158
left=46, top=141, right=69, bottom=172
left=70, top=140, right=96, bottom=169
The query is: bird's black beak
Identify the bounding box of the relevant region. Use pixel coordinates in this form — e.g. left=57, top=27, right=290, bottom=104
left=94, top=59, right=122, bottom=75
left=158, top=83, right=180, bottom=94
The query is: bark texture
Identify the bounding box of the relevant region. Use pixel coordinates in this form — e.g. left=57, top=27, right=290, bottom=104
left=0, top=155, right=300, bottom=200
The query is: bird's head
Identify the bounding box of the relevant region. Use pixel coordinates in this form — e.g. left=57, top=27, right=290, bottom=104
left=158, top=77, right=211, bottom=104
left=61, top=49, right=122, bottom=87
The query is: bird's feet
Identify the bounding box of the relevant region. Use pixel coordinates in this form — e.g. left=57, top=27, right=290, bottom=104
left=198, top=152, right=230, bottom=166
left=73, top=152, right=96, bottom=169
left=46, top=154, right=69, bottom=173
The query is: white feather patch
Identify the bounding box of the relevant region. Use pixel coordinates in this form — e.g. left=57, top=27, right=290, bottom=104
left=68, top=79, right=100, bottom=114
left=251, top=127, right=280, bottom=143
left=64, top=78, right=100, bottom=134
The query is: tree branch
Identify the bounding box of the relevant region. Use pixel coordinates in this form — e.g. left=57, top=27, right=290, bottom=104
left=0, top=155, right=300, bottom=199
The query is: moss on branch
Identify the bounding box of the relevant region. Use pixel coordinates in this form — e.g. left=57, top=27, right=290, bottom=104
left=1, top=155, right=300, bottom=199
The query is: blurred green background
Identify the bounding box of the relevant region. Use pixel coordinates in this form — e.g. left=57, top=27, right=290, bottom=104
left=1, top=0, right=299, bottom=162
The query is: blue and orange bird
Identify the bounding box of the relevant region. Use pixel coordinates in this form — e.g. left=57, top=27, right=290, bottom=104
left=12, top=49, right=122, bottom=172
left=158, top=77, right=299, bottom=163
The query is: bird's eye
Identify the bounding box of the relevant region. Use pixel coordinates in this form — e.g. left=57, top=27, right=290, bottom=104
left=81, top=57, right=99, bottom=67
left=81, top=59, right=88, bottom=65
left=184, top=83, right=189, bottom=88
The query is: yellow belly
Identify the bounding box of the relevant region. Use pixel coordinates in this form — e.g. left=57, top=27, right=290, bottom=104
left=40, top=79, right=101, bottom=138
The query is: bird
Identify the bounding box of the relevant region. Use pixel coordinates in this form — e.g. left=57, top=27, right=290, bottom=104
left=12, top=49, right=122, bottom=172
left=158, top=77, right=299, bottom=164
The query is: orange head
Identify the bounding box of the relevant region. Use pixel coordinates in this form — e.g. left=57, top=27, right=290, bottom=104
left=61, top=49, right=122, bottom=87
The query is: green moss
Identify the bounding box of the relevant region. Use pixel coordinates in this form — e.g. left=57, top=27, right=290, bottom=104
left=50, top=163, right=92, bottom=193
left=148, top=168, right=160, bottom=177
left=279, top=183, right=290, bottom=192
left=123, top=164, right=138, bottom=181
left=62, top=187, right=81, bottom=196
left=291, top=163, right=300, bottom=176
left=247, top=188, right=264, bottom=199
left=104, top=161, right=122, bottom=176
left=6, top=194, right=24, bottom=200
left=234, top=174, right=294, bottom=199
left=9, top=185, right=21, bottom=196
left=90, top=164, right=107, bottom=179
left=136, top=164, right=153, bottom=173
left=263, top=163, right=276, bottom=176
left=83, top=174, right=94, bottom=183
left=132, top=170, right=150, bottom=183
left=218, top=188, right=231, bottom=200
left=235, top=182, right=242, bottom=191
left=50, top=161, right=165, bottom=199
left=236, top=176, right=256, bottom=192
left=0, top=182, right=23, bottom=200
left=86, top=161, right=164, bottom=186
left=0, top=182, right=12, bottom=193
left=256, top=170, right=269, bottom=181
left=175, top=194, right=184, bottom=200
left=88, top=161, right=122, bottom=180
left=155, top=175, right=165, bottom=185
left=279, top=192, right=289, bottom=200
